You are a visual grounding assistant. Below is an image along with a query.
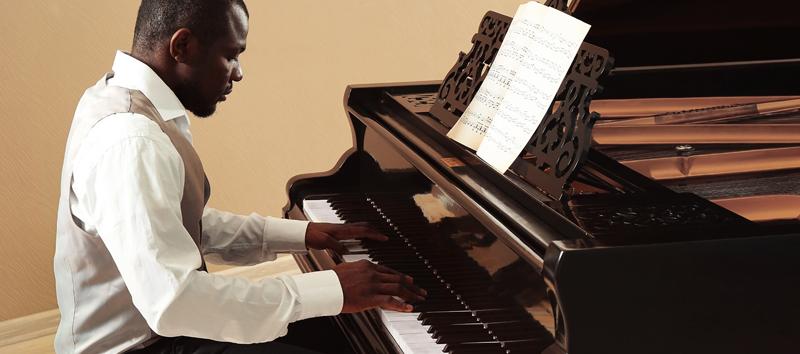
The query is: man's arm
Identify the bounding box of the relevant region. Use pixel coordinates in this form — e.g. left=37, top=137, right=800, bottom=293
left=200, top=208, right=309, bottom=265
left=200, top=210, right=390, bottom=266
left=86, top=133, right=341, bottom=343
left=83, top=124, right=424, bottom=342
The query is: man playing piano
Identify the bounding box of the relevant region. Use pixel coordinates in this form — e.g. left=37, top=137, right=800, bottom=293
left=53, top=0, right=425, bottom=353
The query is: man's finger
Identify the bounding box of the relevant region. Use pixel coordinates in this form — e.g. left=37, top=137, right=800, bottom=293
left=377, top=295, right=413, bottom=313
left=328, top=237, right=348, bottom=254
left=354, top=230, right=389, bottom=242
left=339, top=224, right=389, bottom=242
left=372, top=263, right=407, bottom=278
left=376, top=273, right=427, bottom=296
left=376, top=283, right=425, bottom=303
left=373, top=267, right=424, bottom=295
left=384, top=274, right=428, bottom=298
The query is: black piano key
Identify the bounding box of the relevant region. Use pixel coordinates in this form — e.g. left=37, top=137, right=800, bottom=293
left=417, top=310, right=478, bottom=323
left=501, top=339, right=555, bottom=353
left=443, top=341, right=507, bottom=354
left=325, top=195, right=555, bottom=354
left=473, top=309, right=532, bottom=323
left=448, top=349, right=507, bottom=354
left=494, top=331, right=550, bottom=342
left=462, top=298, right=512, bottom=308
left=413, top=302, right=467, bottom=312
left=489, top=325, right=549, bottom=341
left=419, top=308, right=517, bottom=321
left=421, top=315, right=479, bottom=327
left=431, top=323, right=491, bottom=336
left=434, top=331, right=495, bottom=344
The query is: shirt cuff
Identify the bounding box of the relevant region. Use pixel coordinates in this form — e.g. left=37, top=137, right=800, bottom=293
left=291, top=270, right=344, bottom=320
left=263, top=217, right=309, bottom=253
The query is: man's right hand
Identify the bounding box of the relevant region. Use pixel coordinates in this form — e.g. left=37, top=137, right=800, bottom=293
left=333, top=260, right=427, bottom=313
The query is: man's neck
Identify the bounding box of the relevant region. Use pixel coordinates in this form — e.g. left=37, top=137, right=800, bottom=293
left=129, top=49, right=179, bottom=95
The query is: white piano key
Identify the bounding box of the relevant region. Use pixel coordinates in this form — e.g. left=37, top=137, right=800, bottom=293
left=384, top=311, right=420, bottom=321
left=398, top=332, right=437, bottom=344
left=344, top=243, right=368, bottom=253
left=384, top=311, right=421, bottom=321
left=342, top=254, right=373, bottom=263
left=302, top=199, right=345, bottom=224
left=342, top=243, right=370, bottom=255
left=407, top=342, right=446, bottom=354
left=389, top=320, right=430, bottom=334
left=303, top=198, right=445, bottom=353
left=379, top=310, right=446, bottom=354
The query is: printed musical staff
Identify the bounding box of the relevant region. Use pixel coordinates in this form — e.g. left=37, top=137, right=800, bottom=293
left=446, top=1, right=590, bottom=173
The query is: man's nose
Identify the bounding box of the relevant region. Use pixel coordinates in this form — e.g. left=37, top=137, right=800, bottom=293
left=232, top=62, right=244, bottom=82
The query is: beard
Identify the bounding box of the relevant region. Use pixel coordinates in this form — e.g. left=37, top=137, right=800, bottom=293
left=175, top=78, right=218, bottom=118
left=190, top=102, right=218, bottom=118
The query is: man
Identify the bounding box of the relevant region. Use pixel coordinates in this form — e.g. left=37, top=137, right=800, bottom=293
left=53, top=1, right=425, bottom=353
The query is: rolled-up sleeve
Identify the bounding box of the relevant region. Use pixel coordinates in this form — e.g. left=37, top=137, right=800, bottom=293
left=87, top=133, right=342, bottom=343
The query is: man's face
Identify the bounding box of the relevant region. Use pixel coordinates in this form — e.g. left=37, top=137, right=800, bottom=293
left=180, top=5, right=248, bottom=118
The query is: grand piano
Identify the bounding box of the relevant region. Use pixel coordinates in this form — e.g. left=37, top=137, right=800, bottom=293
left=282, top=1, right=800, bottom=353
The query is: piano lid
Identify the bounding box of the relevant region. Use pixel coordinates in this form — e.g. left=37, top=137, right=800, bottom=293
left=571, top=0, right=800, bottom=67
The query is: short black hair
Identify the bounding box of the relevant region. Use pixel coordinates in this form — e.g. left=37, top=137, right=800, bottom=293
left=133, top=0, right=248, bottom=52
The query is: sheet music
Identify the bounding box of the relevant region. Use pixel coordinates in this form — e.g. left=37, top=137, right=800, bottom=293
left=444, top=61, right=513, bottom=150
left=446, top=1, right=589, bottom=173
left=477, top=2, right=589, bottom=173
left=446, top=2, right=536, bottom=150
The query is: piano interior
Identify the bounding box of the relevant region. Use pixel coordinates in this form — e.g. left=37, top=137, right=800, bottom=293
left=591, top=96, right=800, bottom=226
left=283, top=0, right=800, bottom=353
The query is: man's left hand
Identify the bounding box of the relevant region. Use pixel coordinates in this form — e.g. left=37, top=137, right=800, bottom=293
left=305, top=222, right=388, bottom=254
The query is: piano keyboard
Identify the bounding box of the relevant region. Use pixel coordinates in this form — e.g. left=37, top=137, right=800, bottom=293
left=304, top=195, right=554, bottom=354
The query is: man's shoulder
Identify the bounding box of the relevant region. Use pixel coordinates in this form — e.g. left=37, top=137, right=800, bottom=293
left=69, top=75, right=182, bottom=172
left=74, top=74, right=132, bottom=116
left=74, top=76, right=170, bottom=148
left=74, top=113, right=178, bottom=170
left=91, top=112, right=169, bottom=144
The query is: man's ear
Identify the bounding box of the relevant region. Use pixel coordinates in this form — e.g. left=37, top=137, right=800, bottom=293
left=169, top=28, right=197, bottom=64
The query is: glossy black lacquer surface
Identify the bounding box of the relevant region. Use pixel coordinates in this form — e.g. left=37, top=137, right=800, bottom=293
left=284, top=119, right=560, bottom=353
left=573, top=0, right=800, bottom=67
left=283, top=1, right=800, bottom=351
left=284, top=80, right=799, bottom=354
left=320, top=191, right=555, bottom=353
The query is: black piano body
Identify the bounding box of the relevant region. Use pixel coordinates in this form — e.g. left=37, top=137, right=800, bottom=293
left=283, top=1, right=800, bottom=353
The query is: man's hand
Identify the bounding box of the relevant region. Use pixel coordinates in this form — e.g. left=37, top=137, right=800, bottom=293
left=305, top=222, right=388, bottom=254
left=333, top=260, right=427, bottom=313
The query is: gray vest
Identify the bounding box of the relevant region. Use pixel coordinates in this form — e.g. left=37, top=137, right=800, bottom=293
left=54, top=73, right=209, bottom=353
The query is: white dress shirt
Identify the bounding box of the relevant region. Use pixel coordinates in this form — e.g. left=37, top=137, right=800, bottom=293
left=56, top=51, right=342, bottom=352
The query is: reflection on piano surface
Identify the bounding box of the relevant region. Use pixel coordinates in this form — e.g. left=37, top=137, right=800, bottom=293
left=282, top=1, right=800, bottom=353
left=306, top=192, right=554, bottom=354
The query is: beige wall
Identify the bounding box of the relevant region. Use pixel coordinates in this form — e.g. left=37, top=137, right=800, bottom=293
left=0, top=0, right=524, bottom=321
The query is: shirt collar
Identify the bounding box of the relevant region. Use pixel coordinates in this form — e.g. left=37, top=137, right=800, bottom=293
left=110, top=51, right=189, bottom=122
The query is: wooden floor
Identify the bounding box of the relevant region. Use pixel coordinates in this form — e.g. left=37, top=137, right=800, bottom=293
left=0, top=256, right=301, bottom=354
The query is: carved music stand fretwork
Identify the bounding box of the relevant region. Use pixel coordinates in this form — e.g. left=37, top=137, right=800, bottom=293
left=513, top=43, right=613, bottom=200
left=429, top=11, right=512, bottom=128
left=429, top=3, right=614, bottom=201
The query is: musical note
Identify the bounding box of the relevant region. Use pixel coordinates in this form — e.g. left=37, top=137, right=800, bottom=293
left=475, top=1, right=590, bottom=173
